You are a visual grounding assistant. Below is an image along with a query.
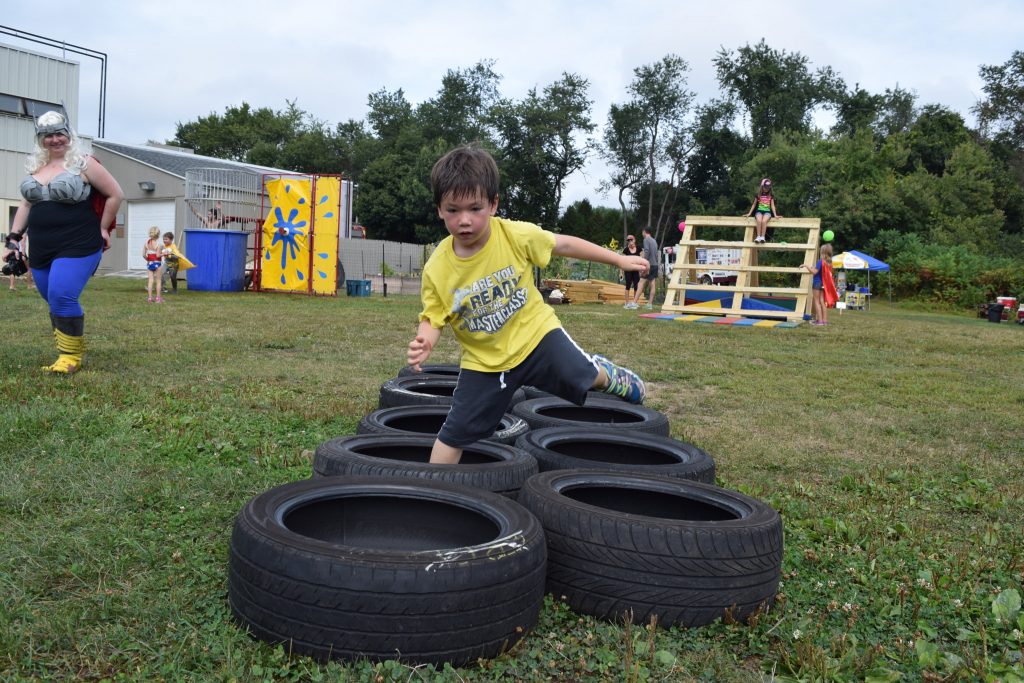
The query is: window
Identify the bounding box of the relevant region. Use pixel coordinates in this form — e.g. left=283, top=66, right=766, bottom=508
left=25, top=99, right=66, bottom=119
left=0, top=93, right=24, bottom=116
left=0, top=93, right=66, bottom=121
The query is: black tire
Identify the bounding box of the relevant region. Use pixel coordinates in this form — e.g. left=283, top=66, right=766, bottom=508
left=521, top=386, right=625, bottom=402
left=313, top=434, right=538, bottom=497
left=517, top=470, right=782, bottom=628
left=229, top=477, right=547, bottom=665
left=515, top=427, right=715, bottom=483
left=699, top=274, right=712, bottom=285
left=511, top=396, right=670, bottom=436
left=357, top=405, right=530, bottom=446
left=397, top=364, right=461, bottom=378
left=379, top=375, right=526, bottom=409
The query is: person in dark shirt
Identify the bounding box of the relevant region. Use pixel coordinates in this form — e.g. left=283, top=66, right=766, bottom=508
left=2, top=111, right=124, bottom=373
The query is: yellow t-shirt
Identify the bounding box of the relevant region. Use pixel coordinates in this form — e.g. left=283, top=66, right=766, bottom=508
left=419, top=217, right=561, bottom=372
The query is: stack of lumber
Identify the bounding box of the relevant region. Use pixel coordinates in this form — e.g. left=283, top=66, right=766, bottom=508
left=544, top=279, right=626, bottom=305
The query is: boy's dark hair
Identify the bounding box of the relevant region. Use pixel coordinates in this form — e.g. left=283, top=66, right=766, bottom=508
left=642, top=226, right=652, bottom=235
left=431, top=145, right=499, bottom=207
left=162, top=232, right=174, bottom=240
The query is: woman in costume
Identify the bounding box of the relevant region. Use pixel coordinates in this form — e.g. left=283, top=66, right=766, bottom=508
left=2, top=111, right=124, bottom=373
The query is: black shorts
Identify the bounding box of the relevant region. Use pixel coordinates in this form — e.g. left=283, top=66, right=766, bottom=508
left=438, top=328, right=600, bottom=448
left=644, top=264, right=659, bottom=281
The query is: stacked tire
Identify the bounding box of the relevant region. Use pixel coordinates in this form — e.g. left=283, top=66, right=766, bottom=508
left=228, top=364, right=783, bottom=665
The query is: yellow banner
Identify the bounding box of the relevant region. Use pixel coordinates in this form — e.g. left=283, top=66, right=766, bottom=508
left=262, top=177, right=340, bottom=293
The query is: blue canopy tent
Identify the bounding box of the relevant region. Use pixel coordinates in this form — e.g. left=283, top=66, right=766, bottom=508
left=832, top=250, right=891, bottom=304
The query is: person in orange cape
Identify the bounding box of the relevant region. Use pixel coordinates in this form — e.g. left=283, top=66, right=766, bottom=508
left=800, top=243, right=835, bottom=326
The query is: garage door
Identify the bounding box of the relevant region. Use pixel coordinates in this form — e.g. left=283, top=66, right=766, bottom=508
left=127, top=200, right=175, bottom=269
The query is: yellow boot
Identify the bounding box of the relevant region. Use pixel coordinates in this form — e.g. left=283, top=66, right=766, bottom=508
left=43, top=329, right=84, bottom=374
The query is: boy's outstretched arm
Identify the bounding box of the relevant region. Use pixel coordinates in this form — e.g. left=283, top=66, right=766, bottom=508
left=407, top=320, right=442, bottom=372
left=553, top=235, right=649, bottom=274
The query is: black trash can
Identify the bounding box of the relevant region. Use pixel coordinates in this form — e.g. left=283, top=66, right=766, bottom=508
left=987, top=303, right=1005, bottom=323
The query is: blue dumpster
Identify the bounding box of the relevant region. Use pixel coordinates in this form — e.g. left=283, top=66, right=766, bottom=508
left=184, top=229, right=248, bottom=292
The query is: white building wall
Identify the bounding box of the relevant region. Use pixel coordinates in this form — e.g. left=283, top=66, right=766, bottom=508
left=1, top=43, right=80, bottom=119
left=0, top=43, right=81, bottom=233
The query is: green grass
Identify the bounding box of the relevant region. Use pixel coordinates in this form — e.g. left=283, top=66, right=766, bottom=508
left=1, top=277, right=1022, bottom=682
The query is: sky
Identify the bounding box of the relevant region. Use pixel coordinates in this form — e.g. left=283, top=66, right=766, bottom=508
left=2, top=0, right=1021, bottom=209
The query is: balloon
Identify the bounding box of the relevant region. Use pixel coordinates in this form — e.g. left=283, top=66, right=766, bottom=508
left=822, top=230, right=835, bottom=242
left=678, top=221, right=686, bottom=232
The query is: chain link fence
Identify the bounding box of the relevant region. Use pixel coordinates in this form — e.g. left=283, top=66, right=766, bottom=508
left=339, top=239, right=428, bottom=296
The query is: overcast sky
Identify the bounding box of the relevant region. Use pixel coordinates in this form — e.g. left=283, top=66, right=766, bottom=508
left=3, top=0, right=1021, bottom=208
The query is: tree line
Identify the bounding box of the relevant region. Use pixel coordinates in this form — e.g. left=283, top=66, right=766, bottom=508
left=171, top=42, right=1024, bottom=305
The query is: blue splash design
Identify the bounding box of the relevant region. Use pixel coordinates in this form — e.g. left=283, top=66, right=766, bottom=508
left=319, top=195, right=329, bottom=204
left=317, top=270, right=327, bottom=279
left=296, top=270, right=305, bottom=281
left=317, top=252, right=328, bottom=259
left=324, top=211, right=334, bottom=218
left=270, top=206, right=308, bottom=271
left=298, top=197, right=306, bottom=204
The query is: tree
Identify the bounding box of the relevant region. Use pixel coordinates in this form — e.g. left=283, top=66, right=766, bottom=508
left=629, top=55, right=694, bottom=240
left=973, top=50, right=1024, bottom=154
left=683, top=100, right=748, bottom=211
left=172, top=101, right=304, bottom=161
left=832, top=85, right=884, bottom=137
left=876, top=86, right=917, bottom=138
left=365, top=88, right=415, bottom=143
left=714, top=40, right=844, bottom=145
left=491, top=73, right=595, bottom=226
left=602, top=55, right=694, bottom=243
left=905, top=104, right=971, bottom=175
left=601, top=102, right=647, bottom=238
left=557, top=199, right=622, bottom=246
left=417, top=60, right=501, bottom=147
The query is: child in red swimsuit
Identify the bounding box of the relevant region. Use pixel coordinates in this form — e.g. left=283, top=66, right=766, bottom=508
left=143, top=226, right=164, bottom=303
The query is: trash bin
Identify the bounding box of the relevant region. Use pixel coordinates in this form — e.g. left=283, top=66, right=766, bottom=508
left=345, top=279, right=372, bottom=297
left=184, top=229, right=248, bottom=292
left=986, top=303, right=1005, bottom=323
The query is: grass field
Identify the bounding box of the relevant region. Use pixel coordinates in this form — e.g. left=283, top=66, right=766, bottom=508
left=1, top=277, right=1022, bottom=682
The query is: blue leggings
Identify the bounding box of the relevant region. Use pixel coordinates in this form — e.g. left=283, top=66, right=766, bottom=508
left=31, top=250, right=103, bottom=317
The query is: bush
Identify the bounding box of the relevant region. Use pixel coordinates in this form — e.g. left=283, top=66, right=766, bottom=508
left=869, top=230, right=1024, bottom=306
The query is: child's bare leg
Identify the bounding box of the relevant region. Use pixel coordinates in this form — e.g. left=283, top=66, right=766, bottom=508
left=430, top=438, right=463, bottom=464
left=820, top=291, right=828, bottom=324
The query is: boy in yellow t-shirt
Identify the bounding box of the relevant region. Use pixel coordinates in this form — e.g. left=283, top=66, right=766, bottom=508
left=407, top=145, right=651, bottom=464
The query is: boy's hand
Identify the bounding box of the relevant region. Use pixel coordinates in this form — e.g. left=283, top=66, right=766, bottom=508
left=407, top=335, right=433, bottom=372
left=621, top=255, right=650, bottom=275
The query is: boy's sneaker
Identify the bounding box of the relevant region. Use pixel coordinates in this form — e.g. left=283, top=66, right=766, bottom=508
left=593, top=355, right=646, bottom=404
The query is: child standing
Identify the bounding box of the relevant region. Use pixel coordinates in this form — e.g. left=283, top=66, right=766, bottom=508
left=160, top=231, right=195, bottom=294
left=143, top=226, right=163, bottom=303
left=6, top=234, right=33, bottom=291
left=745, top=178, right=779, bottom=243
left=408, top=145, right=650, bottom=464
left=800, top=243, right=834, bottom=325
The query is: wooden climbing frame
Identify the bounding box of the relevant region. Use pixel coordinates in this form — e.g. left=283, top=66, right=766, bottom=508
left=662, top=215, right=822, bottom=321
